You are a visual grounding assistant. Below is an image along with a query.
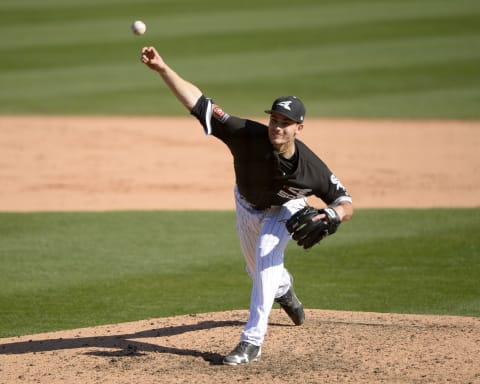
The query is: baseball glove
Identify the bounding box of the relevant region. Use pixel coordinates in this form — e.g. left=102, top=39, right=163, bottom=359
left=286, top=206, right=341, bottom=249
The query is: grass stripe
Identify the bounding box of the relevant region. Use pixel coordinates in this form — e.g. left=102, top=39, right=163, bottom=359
left=3, top=13, right=480, bottom=71
left=3, top=1, right=479, bottom=47
left=0, top=0, right=479, bottom=117
left=0, top=209, right=479, bottom=337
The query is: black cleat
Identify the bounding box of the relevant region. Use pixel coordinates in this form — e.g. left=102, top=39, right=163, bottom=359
left=223, top=341, right=261, bottom=366
left=275, top=286, right=305, bottom=326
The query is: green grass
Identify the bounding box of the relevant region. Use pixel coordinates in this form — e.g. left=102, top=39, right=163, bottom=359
left=0, top=0, right=479, bottom=118
left=0, top=209, right=478, bottom=338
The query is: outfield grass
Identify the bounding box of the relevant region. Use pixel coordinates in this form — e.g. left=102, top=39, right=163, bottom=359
left=1, top=0, right=479, bottom=118
left=0, top=209, right=478, bottom=338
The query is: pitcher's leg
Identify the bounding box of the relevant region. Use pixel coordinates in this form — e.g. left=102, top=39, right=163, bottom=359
left=240, top=209, right=292, bottom=345
left=234, top=188, right=262, bottom=279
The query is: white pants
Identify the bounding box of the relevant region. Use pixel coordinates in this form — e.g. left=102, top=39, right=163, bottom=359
left=234, top=186, right=306, bottom=346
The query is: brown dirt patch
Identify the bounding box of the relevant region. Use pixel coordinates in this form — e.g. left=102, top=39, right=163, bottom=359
left=1, top=116, right=479, bottom=210
left=1, top=310, right=479, bottom=384
left=0, top=116, right=479, bottom=383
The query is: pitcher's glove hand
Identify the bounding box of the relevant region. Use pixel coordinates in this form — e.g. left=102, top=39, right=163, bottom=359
left=286, top=206, right=341, bottom=249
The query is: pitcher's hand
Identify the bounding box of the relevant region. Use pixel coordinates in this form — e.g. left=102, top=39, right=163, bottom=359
left=141, top=46, right=166, bottom=72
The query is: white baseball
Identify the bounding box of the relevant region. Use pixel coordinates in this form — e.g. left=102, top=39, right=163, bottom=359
left=131, top=20, right=146, bottom=35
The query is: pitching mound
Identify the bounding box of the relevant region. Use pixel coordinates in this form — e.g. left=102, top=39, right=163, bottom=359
left=1, top=309, right=479, bottom=383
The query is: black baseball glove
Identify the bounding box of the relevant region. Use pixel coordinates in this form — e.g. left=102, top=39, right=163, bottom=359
left=286, top=206, right=341, bottom=249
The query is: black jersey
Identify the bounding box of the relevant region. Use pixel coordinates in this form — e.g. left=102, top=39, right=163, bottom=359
left=191, top=96, right=351, bottom=210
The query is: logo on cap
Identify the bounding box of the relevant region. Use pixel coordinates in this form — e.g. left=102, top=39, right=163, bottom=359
left=277, top=101, right=293, bottom=111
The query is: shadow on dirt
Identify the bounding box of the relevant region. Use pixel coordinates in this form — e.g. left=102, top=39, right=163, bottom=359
left=0, top=320, right=244, bottom=365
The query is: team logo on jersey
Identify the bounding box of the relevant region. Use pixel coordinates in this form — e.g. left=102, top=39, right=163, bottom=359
left=213, top=104, right=229, bottom=123
left=277, top=185, right=312, bottom=199
left=277, top=101, right=293, bottom=111
left=331, top=174, right=347, bottom=192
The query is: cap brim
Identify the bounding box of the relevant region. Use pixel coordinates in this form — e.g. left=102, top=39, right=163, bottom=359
left=264, top=109, right=302, bottom=123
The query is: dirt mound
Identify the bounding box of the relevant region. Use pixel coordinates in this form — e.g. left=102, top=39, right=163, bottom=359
left=1, top=310, right=478, bottom=384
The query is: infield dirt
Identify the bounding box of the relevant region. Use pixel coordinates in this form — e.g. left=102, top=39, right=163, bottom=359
left=0, top=116, right=479, bottom=383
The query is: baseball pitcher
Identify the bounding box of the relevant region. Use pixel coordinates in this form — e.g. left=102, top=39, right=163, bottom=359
left=140, top=46, right=353, bottom=366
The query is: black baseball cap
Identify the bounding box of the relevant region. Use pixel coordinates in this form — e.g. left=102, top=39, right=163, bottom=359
left=264, top=96, right=306, bottom=123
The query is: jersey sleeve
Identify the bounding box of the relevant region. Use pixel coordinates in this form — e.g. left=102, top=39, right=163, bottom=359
left=190, top=95, right=231, bottom=135
left=324, top=173, right=353, bottom=206
left=190, top=95, right=215, bottom=135
left=190, top=94, right=255, bottom=145
left=297, top=141, right=352, bottom=206
left=313, top=162, right=352, bottom=206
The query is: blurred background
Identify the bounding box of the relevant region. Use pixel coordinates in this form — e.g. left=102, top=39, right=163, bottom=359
left=1, top=0, right=479, bottom=118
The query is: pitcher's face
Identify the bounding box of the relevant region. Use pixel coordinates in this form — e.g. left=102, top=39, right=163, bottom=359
left=268, top=112, right=303, bottom=148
